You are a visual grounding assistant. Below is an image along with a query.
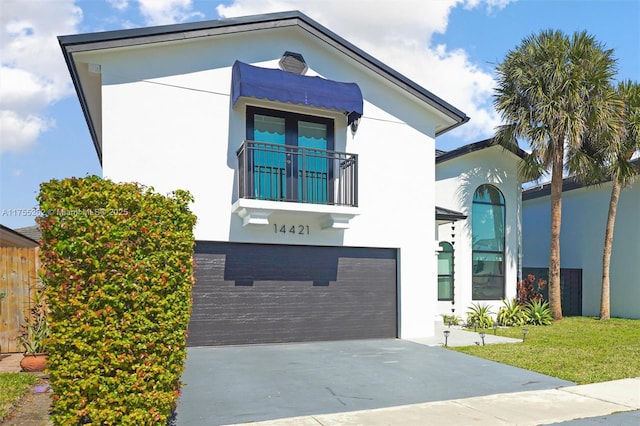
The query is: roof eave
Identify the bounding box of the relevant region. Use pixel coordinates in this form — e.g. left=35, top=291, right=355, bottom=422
left=523, top=158, right=639, bottom=200
left=436, top=137, right=527, bottom=164
left=436, top=213, right=468, bottom=221
left=436, top=116, right=470, bottom=137
left=0, top=224, right=40, bottom=247
left=59, top=39, right=102, bottom=164
left=59, top=10, right=469, bottom=163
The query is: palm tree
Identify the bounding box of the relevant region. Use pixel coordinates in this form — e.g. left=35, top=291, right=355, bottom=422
left=568, top=81, right=640, bottom=320
left=493, top=30, right=620, bottom=320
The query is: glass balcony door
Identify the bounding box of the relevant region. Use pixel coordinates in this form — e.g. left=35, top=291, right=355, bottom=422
left=252, top=114, right=287, bottom=200
left=247, top=107, right=333, bottom=204
left=297, top=121, right=329, bottom=204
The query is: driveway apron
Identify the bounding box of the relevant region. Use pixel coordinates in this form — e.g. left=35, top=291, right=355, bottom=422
left=174, top=339, right=573, bottom=425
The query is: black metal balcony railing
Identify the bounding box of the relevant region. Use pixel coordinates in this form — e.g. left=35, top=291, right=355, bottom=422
left=237, top=140, right=358, bottom=207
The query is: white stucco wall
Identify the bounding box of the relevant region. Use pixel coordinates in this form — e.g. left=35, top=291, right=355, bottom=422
left=523, top=181, right=640, bottom=319
left=435, top=146, right=523, bottom=320
left=73, top=25, right=453, bottom=338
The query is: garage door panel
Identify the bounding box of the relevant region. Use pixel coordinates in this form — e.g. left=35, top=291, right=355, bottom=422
left=188, top=242, right=397, bottom=346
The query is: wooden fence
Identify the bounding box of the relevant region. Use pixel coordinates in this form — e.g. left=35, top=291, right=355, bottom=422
left=0, top=247, right=40, bottom=353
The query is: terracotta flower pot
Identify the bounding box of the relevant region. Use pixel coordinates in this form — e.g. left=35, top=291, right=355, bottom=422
left=20, top=353, right=47, bottom=372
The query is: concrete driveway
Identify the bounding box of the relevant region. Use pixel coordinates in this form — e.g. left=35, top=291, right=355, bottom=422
left=173, top=339, right=573, bottom=425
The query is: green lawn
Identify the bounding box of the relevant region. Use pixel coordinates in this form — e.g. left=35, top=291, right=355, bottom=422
left=452, top=317, right=640, bottom=385
left=0, top=372, right=39, bottom=421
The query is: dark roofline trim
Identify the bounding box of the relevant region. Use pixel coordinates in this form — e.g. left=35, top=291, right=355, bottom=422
left=436, top=138, right=527, bottom=164
left=523, top=158, right=640, bottom=201
left=522, top=178, right=583, bottom=201
left=435, top=206, right=467, bottom=222
left=436, top=213, right=468, bottom=221
left=59, top=11, right=469, bottom=164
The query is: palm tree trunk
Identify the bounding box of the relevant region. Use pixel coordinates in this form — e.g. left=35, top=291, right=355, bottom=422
left=600, top=179, right=621, bottom=320
left=548, top=144, right=564, bottom=321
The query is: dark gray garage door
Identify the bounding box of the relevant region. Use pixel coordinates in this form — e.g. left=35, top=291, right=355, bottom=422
left=187, top=241, right=397, bottom=346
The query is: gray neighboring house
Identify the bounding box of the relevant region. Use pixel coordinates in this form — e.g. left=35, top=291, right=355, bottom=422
left=522, top=161, right=640, bottom=319
left=14, top=226, right=41, bottom=244
left=0, top=225, right=39, bottom=248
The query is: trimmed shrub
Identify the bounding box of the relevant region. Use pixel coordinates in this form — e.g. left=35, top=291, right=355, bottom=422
left=37, top=176, right=196, bottom=425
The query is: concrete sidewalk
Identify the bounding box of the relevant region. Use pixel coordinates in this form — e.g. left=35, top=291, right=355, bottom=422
left=236, top=377, right=640, bottom=426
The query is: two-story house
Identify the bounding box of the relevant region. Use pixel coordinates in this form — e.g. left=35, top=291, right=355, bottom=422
left=59, top=11, right=474, bottom=345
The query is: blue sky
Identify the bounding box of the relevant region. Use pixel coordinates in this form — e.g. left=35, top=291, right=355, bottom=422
left=1, top=0, right=639, bottom=229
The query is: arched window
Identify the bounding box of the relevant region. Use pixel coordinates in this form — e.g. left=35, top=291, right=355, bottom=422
left=472, top=185, right=505, bottom=300
left=438, top=242, right=454, bottom=301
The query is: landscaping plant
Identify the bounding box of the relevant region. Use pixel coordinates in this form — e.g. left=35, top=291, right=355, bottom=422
left=516, top=274, right=546, bottom=306
left=497, top=298, right=526, bottom=326
left=37, top=176, right=196, bottom=425
left=524, top=299, right=554, bottom=325
left=18, top=285, right=50, bottom=355
left=465, top=302, right=494, bottom=328
left=494, top=30, right=621, bottom=321
left=441, top=314, right=462, bottom=326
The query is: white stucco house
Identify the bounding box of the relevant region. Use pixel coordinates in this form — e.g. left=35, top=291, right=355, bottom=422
left=57, top=11, right=506, bottom=346
left=434, top=139, right=526, bottom=320
left=522, top=166, right=640, bottom=319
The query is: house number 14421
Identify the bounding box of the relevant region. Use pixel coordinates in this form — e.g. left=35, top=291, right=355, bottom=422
left=274, top=224, right=310, bottom=235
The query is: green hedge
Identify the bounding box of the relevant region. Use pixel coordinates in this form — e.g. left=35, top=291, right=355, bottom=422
left=37, top=176, right=196, bottom=425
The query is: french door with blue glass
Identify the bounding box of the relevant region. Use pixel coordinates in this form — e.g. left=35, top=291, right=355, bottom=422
left=247, top=107, right=334, bottom=204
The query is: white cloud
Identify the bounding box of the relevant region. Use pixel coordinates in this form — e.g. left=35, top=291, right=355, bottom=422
left=0, top=0, right=81, bottom=154
left=0, top=0, right=516, bottom=155
left=0, top=111, right=52, bottom=154
left=137, top=0, right=203, bottom=25
left=217, top=0, right=458, bottom=43
left=216, top=0, right=512, bottom=143
left=106, top=0, right=130, bottom=12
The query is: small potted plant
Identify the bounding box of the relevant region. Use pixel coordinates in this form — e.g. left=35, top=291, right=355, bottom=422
left=18, top=286, right=50, bottom=372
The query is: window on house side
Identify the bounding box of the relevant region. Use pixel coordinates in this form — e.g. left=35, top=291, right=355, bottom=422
left=438, top=241, right=454, bottom=301
left=471, top=184, right=505, bottom=300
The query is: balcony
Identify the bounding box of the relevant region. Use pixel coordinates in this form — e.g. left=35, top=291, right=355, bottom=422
left=233, top=140, right=359, bottom=229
